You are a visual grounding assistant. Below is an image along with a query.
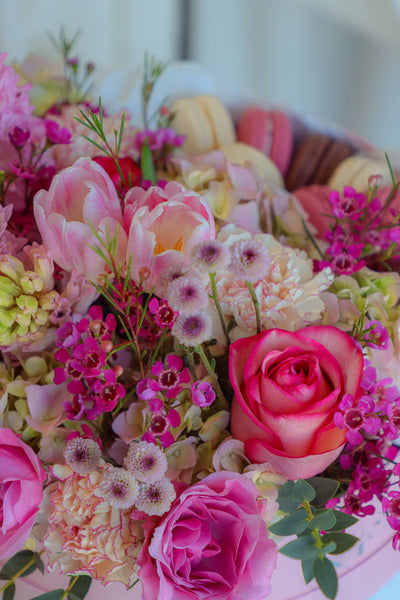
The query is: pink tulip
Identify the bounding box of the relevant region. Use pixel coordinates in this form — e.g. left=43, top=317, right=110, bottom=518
left=34, top=157, right=127, bottom=281
left=125, top=182, right=215, bottom=290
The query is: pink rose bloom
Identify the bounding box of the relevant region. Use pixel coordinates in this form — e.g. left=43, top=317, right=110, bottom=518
left=0, top=428, right=46, bottom=558
left=34, top=157, right=127, bottom=280
left=138, top=471, right=277, bottom=600
left=229, top=326, right=364, bottom=479
left=125, top=182, right=215, bottom=290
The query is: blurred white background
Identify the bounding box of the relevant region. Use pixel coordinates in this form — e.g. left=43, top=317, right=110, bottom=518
left=1, top=1, right=400, bottom=598
left=1, top=0, right=400, bottom=148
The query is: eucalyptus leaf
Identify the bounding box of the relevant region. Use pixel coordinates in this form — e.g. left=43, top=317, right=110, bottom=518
left=280, top=533, right=320, bottom=560
left=1, top=551, right=36, bottom=578
left=34, top=553, right=45, bottom=575
left=301, top=558, right=316, bottom=584
left=292, top=479, right=316, bottom=502
left=306, top=477, right=340, bottom=507
left=269, top=508, right=309, bottom=536
left=329, top=511, right=359, bottom=532
left=67, top=575, right=92, bottom=600
left=30, top=590, right=65, bottom=600
left=307, top=509, right=336, bottom=532
left=3, top=582, right=16, bottom=600
left=314, top=556, right=338, bottom=600
left=321, top=532, right=359, bottom=555
left=277, top=481, right=300, bottom=513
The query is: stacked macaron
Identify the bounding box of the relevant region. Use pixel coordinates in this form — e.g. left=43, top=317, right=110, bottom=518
left=237, top=107, right=366, bottom=191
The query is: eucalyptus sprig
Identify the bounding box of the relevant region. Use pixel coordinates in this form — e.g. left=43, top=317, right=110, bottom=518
left=269, top=478, right=359, bottom=600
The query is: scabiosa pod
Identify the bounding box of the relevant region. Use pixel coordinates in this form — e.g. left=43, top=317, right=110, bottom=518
left=165, top=273, right=209, bottom=315
left=229, top=238, right=270, bottom=283
left=124, top=440, right=168, bottom=483
left=99, top=465, right=139, bottom=509
left=172, top=311, right=212, bottom=347
left=135, top=477, right=176, bottom=516
left=63, top=435, right=101, bottom=475
left=191, top=239, right=230, bottom=273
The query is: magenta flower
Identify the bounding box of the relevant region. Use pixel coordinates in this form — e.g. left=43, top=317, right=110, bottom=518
left=334, top=394, right=380, bottom=446
left=138, top=472, right=277, bottom=600
left=92, top=369, right=125, bottom=412
left=45, top=119, right=71, bottom=144
left=151, top=354, right=191, bottom=399
left=191, top=381, right=216, bottom=407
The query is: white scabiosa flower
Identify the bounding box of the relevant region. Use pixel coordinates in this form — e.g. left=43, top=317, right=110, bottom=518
left=172, top=311, right=212, bottom=347
left=99, top=466, right=139, bottom=509
left=63, top=437, right=101, bottom=476
left=229, top=238, right=270, bottom=282
left=166, top=274, right=209, bottom=315
left=124, top=440, right=168, bottom=483
left=191, top=240, right=230, bottom=272
left=135, top=478, right=176, bottom=516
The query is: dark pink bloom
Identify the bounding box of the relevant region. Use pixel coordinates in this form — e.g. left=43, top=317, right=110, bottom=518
left=191, top=381, right=216, bottom=407
left=0, top=429, right=46, bottom=559
left=45, top=119, right=71, bottom=144
left=138, top=472, right=277, bottom=600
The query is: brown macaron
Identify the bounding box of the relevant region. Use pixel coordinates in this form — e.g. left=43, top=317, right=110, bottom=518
left=285, top=132, right=357, bottom=191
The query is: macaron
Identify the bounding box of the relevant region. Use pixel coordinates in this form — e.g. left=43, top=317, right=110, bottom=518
left=328, top=155, right=394, bottom=192
left=237, top=107, right=293, bottom=177
left=292, top=185, right=333, bottom=239
left=169, top=95, right=236, bottom=155
left=221, top=142, right=284, bottom=188
left=285, top=132, right=357, bottom=191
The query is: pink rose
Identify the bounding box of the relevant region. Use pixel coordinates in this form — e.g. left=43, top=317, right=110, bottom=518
left=229, top=326, right=364, bottom=479
left=34, top=157, right=127, bottom=280
left=138, top=472, right=277, bottom=600
left=125, top=182, right=215, bottom=290
left=0, top=428, right=46, bottom=558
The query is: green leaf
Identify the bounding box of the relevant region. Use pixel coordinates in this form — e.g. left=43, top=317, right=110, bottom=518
left=291, top=479, right=316, bottom=503
left=321, top=532, right=359, bottom=555
left=314, top=556, right=338, bottom=600
left=280, top=533, right=320, bottom=560
left=3, top=582, right=16, bottom=600
left=329, top=510, right=358, bottom=532
left=307, top=477, right=340, bottom=507
left=277, top=481, right=300, bottom=513
left=1, top=551, right=36, bottom=578
left=307, top=509, right=336, bottom=532
left=141, top=138, right=157, bottom=184
left=67, top=575, right=92, bottom=600
left=320, top=542, right=337, bottom=555
left=34, top=552, right=45, bottom=575
left=30, top=590, right=65, bottom=600
left=302, top=558, right=316, bottom=584
left=269, top=508, right=309, bottom=536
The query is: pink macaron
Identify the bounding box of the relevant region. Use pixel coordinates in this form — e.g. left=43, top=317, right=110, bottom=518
left=292, top=184, right=333, bottom=239
left=237, top=107, right=293, bottom=177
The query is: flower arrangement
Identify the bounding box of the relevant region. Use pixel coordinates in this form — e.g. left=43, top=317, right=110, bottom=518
left=1, top=31, right=400, bottom=600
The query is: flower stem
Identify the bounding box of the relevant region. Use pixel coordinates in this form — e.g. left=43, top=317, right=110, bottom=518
left=186, top=349, right=196, bottom=381
left=209, top=272, right=230, bottom=346
left=246, top=281, right=261, bottom=334
left=196, top=344, right=227, bottom=408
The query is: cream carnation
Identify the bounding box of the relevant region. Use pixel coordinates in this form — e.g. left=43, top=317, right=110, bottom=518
left=43, top=464, right=144, bottom=587
left=216, top=226, right=333, bottom=336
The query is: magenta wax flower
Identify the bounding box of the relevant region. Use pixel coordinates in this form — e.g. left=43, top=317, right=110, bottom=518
left=138, top=472, right=277, bottom=600
left=191, top=380, right=216, bottom=407
left=151, top=354, right=191, bottom=398
left=45, top=119, right=71, bottom=144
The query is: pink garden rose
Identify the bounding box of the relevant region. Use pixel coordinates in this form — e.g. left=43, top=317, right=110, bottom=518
left=0, top=428, right=46, bottom=558
left=138, top=471, right=277, bottom=600
left=34, top=157, right=127, bottom=281
left=125, top=182, right=215, bottom=290
left=229, top=326, right=364, bottom=479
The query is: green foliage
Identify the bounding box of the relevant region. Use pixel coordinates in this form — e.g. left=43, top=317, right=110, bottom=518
left=272, top=478, right=359, bottom=599
left=67, top=575, right=92, bottom=600
left=314, top=557, right=338, bottom=600
left=140, top=138, right=157, bottom=184
left=30, top=591, right=65, bottom=600
left=0, top=551, right=38, bottom=579
left=3, top=582, right=15, bottom=600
